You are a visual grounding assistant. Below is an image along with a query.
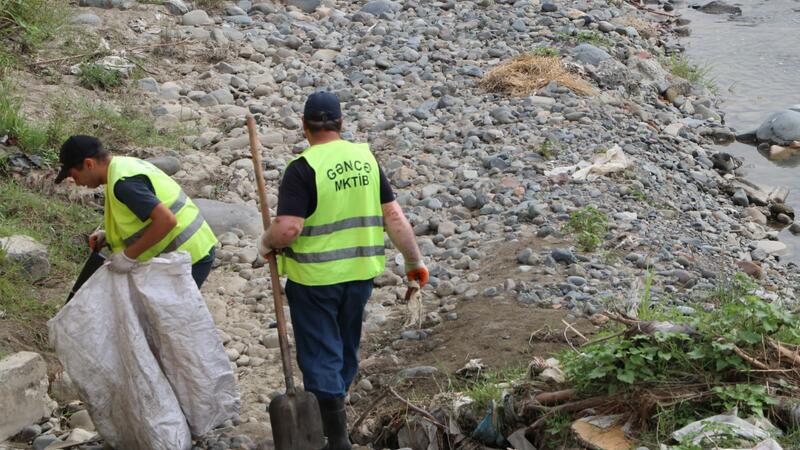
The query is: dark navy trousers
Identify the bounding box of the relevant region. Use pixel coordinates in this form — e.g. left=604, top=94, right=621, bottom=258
left=285, top=278, right=373, bottom=400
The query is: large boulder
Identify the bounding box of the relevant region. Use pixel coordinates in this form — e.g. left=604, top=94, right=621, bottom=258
left=0, top=235, right=50, bottom=279
left=695, top=1, right=742, bottom=15
left=287, top=0, right=320, bottom=13
left=0, top=352, right=54, bottom=441
left=146, top=155, right=182, bottom=176
left=360, top=0, right=401, bottom=16
left=572, top=44, right=612, bottom=67
left=754, top=109, right=800, bottom=145
left=195, top=199, right=262, bottom=237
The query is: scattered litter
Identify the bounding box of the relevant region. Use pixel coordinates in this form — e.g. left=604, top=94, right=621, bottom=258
left=403, top=280, right=424, bottom=329
left=397, top=417, right=440, bottom=450
left=455, top=358, right=487, bottom=379
left=128, top=18, right=147, bottom=33
left=472, top=400, right=507, bottom=447
left=672, top=411, right=779, bottom=446
left=70, top=55, right=135, bottom=77
left=571, top=415, right=635, bottom=450
left=572, top=144, right=632, bottom=181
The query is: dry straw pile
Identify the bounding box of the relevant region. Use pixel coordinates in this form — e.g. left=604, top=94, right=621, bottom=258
left=480, top=54, right=597, bottom=97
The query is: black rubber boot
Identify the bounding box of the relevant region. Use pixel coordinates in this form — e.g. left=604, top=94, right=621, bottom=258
left=318, top=397, right=351, bottom=450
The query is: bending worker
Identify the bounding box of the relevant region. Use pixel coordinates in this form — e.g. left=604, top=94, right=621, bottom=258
left=259, top=91, right=429, bottom=450
left=54, top=135, right=217, bottom=287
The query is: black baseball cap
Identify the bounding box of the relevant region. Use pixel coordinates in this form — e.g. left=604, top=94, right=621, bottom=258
left=303, top=91, right=342, bottom=121
left=54, top=135, right=104, bottom=184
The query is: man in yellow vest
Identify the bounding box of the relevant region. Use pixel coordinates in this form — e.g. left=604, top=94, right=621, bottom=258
left=54, top=135, right=218, bottom=287
left=259, top=92, right=428, bottom=450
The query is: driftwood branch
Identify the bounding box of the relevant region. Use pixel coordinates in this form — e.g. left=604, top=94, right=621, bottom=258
left=535, top=389, right=576, bottom=405
left=389, top=386, right=447, bottom=431
left=32, top=39, right=194, bottom=66
left=526, top=397, right=607, bottom=432
left=350, top=390, right=389, bottom=433
left=768, top=338, right=800, bottom=367
left=562, top=319, right=589, bottom=342
left=732, top=345, right=770, bottom=370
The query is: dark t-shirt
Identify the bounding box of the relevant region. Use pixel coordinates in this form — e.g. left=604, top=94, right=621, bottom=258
left=277, top=157, right=395, bottom=218
left=113, top=175, right=160, bottom=222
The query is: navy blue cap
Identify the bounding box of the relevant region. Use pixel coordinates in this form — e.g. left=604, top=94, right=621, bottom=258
left=303, top=91, right=342, bottom=121
left=54, top=135, right=103, bottom=184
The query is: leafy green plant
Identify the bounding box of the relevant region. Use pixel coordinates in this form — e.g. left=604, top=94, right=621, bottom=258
left=561, top=274, right=800, bottom=443
left=78, top=63, right=123, bottom=90
left=711, top=384, right=778, bottom=417
left=562, top=206, right=608, bottom=252
left=532, top=47, right=560, bottom=57
left=542, top=412, right=574, bottom=449
left=537, top=138, right=560, bottom=159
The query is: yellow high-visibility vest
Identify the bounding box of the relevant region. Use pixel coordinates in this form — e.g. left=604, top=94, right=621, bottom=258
left=105, top=157, right=217, bottom=263
left=279, top=140, right=385, bottom=285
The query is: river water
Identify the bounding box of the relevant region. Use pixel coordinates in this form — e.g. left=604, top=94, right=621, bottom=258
left=678, top=0, right=800, bottom=260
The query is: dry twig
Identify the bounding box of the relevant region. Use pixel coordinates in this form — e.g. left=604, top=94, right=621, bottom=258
left=32, top=39, right=194, bottom=66
left=388, top=386, right=447, bottom=431
left=731, top=345, right=770, bottom=370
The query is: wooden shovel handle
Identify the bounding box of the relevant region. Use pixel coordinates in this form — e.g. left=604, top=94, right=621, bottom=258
left=247, top=115, right=296, bottom=394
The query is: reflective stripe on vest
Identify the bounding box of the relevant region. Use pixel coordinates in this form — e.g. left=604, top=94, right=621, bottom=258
left=299, top=215, right=384, bottom=237
left=279, top=141, right=385, bottom=285
left=122, top=191, right=188, bottom=245
left=104, top=157, right=217, bottom=264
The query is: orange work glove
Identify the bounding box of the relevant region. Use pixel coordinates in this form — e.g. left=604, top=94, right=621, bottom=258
left=405, top=260, right=429, bottom=288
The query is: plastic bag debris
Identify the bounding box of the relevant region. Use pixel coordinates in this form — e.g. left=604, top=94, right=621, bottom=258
left=572, top=144, right=632, bottom=181
left=49, top=252, right=240, bottom=450
left=672, top=411, right=780, bottom=447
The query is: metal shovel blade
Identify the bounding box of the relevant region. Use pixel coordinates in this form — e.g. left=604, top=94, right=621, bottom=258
left=269, top=391, right=325, bottom=450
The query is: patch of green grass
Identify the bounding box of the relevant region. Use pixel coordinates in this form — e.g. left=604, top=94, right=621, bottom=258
left=660, top=54, right=716, bottom=91
left=1, top=81, right=189, bottom=162
left=459, top=365, right=528, bottom=412
left=557, top=31, right=615, bottom=49
left=778, top=428, right=800, bottom=450
left=0, top=180, right=100, bottom=322
left=542, top=411, right=575, bottom=449
left=78, top=63, right=123, bottom=90
left=0, top=79, right=51, bottom=157
left=532, top=47, right=560, bottom=57
left=561, top=206, right=609, bottom=252
left=0, top=0, right=69, bottom=71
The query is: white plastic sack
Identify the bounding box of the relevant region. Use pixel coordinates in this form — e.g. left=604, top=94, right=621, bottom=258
left=572, top=144, right=632, bottom=181
left=129, top=253, right=240, bottom=436
left=49, top=252, right=239, bottom=450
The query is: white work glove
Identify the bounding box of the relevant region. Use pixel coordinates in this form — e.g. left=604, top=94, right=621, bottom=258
left=107, top=252, right=140, bottom=274
left=89, top=230, right=106, bottom=251
left=258, top=230, right=273, bottom=258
